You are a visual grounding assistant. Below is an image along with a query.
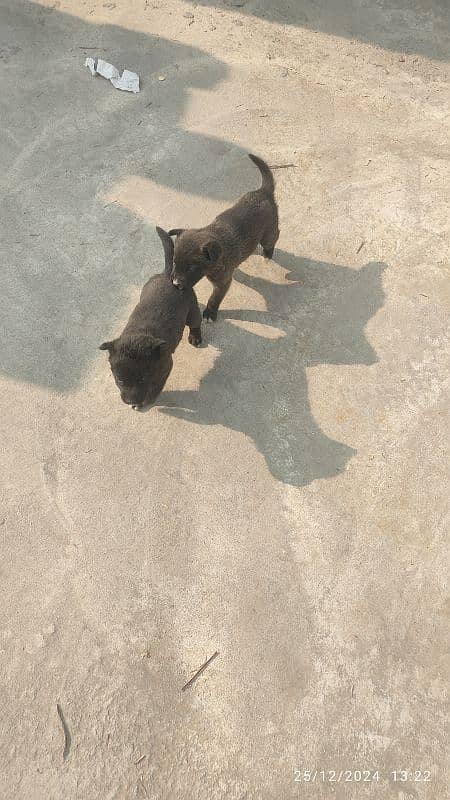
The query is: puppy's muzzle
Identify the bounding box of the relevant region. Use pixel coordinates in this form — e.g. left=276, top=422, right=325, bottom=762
left=171, top=271, right=185, bottom=290
left=121, top=396, right=143, bottom=410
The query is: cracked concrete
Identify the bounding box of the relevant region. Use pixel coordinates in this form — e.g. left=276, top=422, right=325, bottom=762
left=0, top=1, right=449, bottom=798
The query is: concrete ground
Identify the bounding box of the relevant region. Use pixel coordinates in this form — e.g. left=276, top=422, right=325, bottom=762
left=1, top=1, right=449, bottom=798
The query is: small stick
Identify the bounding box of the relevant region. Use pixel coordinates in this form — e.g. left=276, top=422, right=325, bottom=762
left=181, top=651, right=219, bottom=692
left=56, top=703, right=71, bottom=761
left=356, top=240, right=365, bottom=254
left=134, top=754, right=147, bottom=765
left=269, top=163, right=296, bottom=170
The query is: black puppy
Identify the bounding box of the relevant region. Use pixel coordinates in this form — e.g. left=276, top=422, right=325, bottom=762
left=100, top=227, right=202, bottom=410
left=169, top=154, right=279, bottom=320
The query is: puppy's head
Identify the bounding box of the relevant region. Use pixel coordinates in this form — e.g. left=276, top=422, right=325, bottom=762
left=169, top=229, right=221, bottom=290
left=99, top=333, right=173, bottom=409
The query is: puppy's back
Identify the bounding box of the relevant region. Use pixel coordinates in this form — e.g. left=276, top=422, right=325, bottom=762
left=210, top=157, right=278, bottom=261
left=125, top=273, right=195, bottom=352
left=213, top=153, right=277, bottom=233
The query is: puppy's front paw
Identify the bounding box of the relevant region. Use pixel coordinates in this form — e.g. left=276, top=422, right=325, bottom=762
left=203, top=307, right=218, bottom=322
left=188, top=328, right=202, bottom=347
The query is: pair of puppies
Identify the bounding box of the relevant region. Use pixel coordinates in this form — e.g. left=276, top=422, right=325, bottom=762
left=100, top=154, right=278, bottom=409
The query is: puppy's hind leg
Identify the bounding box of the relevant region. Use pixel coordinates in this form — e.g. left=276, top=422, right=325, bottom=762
left=261, top=210, right=280, bottom=259
left=187, top=295, right=202, bottom=347
left=261, top=224, right=280, bottom=260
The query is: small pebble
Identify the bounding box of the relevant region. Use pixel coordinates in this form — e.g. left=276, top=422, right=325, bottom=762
left=273, top=398, right=289, bottom=419
left=158, top=75, right=166, bottom=81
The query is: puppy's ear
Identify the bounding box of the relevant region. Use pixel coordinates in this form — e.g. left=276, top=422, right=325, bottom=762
left=168, top=228, right=185, bottom=237
left=99, top=340, right=116, bottom=352
left=202, top=240, right=221, bottom=263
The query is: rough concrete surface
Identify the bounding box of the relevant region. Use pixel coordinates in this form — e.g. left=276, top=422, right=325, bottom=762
left=1, top=1, right=449, bottom=798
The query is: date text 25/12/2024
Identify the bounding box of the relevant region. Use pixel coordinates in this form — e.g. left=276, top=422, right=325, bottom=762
left=293, top=769, right=432, bottom=783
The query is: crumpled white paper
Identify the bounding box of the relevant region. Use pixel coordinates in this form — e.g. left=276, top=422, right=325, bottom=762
left=85, top=58, right=140, bottom=93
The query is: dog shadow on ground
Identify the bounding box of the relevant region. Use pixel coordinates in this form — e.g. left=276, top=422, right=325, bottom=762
left=158, top=249, right=386, bottom=486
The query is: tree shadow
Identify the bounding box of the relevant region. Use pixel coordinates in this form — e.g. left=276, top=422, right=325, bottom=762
left=184, top=0, right=450, bottom=61
left=158, top=250, right=387, bottom=486
left=0, top=1, right=247, bottom=392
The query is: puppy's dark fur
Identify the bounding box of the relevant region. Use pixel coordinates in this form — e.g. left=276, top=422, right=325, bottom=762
left=169, top=153, right=279, bottom=320
left=100, top=227, right=202, bottom=409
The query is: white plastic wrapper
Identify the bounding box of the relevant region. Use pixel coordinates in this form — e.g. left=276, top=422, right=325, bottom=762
left=85, top=58, right=140, bottom=93
left=111, top=69, right=140, bottom=93
left=85, top=56, right=96, bottom=76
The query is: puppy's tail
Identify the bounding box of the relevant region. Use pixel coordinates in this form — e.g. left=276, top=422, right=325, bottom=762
left=156, top=226, right=174, bottom=277
left=248, top=153, right=275, bottom=195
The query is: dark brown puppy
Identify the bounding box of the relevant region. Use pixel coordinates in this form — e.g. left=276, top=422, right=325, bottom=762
left=99, top=227, right=202, bottom=410
left=169, top=153, right=279, bottom=320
